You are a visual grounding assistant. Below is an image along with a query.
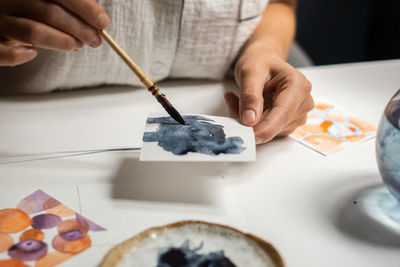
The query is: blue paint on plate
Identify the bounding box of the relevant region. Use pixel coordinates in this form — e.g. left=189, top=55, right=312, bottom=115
left=157, top=240, right=236, bottom=267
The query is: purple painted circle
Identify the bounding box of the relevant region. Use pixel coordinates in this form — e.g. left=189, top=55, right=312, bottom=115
left=31, top=214, right=62, bottom=229
left=8, top=240, right=47, bottom=261
left=60, top=229, right=83, bottom=241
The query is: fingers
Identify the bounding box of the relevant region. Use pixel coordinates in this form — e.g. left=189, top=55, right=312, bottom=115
left=224, top=92, right=240, bottom=119
left=0, top=39, right=33, bottom=47
left=235, top=64, right=270, bottom=127
left=254, top=74, right=313, bottom=144
left=278, top=115, right=308, bottom=137
left=53, top=0, right=109, bottom=29
left=0, top=43, right=37, bottom=66
left=6, top=0, right=101, bottom=48
left=0, top=15, right=78, bottom=51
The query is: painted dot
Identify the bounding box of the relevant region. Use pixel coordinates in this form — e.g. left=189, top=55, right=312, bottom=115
left=319, top=120, right=334, bottom=133
left=8, top=240, right=47, bottom=261
left=57, top=219, right=89, bottom=239
left=60, top=229, right=83, bottom=241
left=349, top=118, right=376, bottom=133
left=35, top=251, right=73, bottom=267
left=304, top=135, right=343, bottom=154
left=19, top=229, right=44, bottom=242
left=42, top=198, right=60, bottom=210
left=344, top=135, right=366, bottom=143
left=315, top=103, right=332, bottom=110
left=52, top=234, right=91, bottom=254
left=44, top=198, right=75, bottom=218
left=31, top=214, right=61, bottom=230
left=0, top=209, right=31, bottom=233
left=0, top=233, right=14, bottom=253
left=0, top=259, right=30, bottom=267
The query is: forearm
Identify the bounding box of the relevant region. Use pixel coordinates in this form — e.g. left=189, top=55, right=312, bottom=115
left=241, top=0, right=297, bottom=59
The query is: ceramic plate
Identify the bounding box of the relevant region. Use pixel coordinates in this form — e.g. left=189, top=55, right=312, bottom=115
left=100, top=220, right=285, bottom=267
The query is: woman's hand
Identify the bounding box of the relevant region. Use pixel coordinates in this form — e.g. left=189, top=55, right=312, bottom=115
left=225, top=39, right=314, bottom=144
left=0, top=0, right=110, bottom=66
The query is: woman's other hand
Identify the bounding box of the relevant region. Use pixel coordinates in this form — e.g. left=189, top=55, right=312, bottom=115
left=0, top=0, right=109, bottom=66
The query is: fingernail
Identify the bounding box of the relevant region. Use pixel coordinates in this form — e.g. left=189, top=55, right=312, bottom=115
left=96, top=13, right=109, bottom=29
left=27, top=48, right=37, bottom=60
left=255, top=137, right=263, bottom=144
left=90, top=35, right=101, bottom=47
left=242, top=110, right=256, bottom=125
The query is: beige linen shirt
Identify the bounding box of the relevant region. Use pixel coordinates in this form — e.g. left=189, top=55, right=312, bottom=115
left=0, top=0, right=269, bottom=93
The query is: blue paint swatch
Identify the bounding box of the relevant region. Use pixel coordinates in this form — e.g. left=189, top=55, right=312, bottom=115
left=143, top=115, right=245, bottom=156
left=157, top=240, right=236, bottom=267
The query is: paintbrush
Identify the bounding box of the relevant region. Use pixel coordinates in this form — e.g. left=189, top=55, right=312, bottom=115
left=98, top=30, right=187, bottom=125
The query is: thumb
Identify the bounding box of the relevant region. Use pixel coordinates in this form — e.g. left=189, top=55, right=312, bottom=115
left=236, top=67, right=268, bottom=126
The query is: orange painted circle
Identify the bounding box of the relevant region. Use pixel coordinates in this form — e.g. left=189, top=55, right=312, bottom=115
left=57, top=219, right=89, bottom=237
left=0, top=259, right=30, bottom=267
left=19, top=229, right=44, bottom=242
left=304, top=135, right=343, bottom=154
left=0, top=233, right=14, bottom=253
left=0, top=209, right=31, bottom=233
left=315, top=103, right=332, bottom=110
left=35, top=251, right=73, bottom=267
left=52, top=234, right=91, bottom=254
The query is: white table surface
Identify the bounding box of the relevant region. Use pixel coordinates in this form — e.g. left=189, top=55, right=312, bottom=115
left=1, top=59, right=400, bottom=266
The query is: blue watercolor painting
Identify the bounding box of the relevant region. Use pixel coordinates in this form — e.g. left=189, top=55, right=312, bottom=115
left=143, top=115, right=245, bottom=156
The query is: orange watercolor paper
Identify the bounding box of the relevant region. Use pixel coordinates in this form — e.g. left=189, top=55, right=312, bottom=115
left=290, top=98, right=376, bottom=155
left=0, top=190, right=105, bottom=267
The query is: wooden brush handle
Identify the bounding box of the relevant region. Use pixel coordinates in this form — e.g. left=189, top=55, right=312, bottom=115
left=98, top=30, right=153, bottom=88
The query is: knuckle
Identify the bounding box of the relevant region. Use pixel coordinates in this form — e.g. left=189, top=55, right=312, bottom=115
left=84, top=1, right=100, bottom=17
left=78, top=1, right=107, bottom=28
left=303, top=78, right=312, bottom=94
left=240, top=90, right=259, bottom=105
left=43, top=4, right=62, bottom=23
left=291, top=71, right=312, bottom=94
left=306, top=97, right=315, bottom=112
left=276, top=106, right=291, bottom=126
left=238, top=64, right=263, bottom=79
left=23, top=24, right=40, bottom=43
left=298, top=75, right=312, bottom=94
left=295, top=115, right=308, bottom=127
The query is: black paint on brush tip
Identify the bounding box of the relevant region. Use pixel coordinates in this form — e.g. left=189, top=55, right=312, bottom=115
left=143, top=115, right=245, bottom=156
left=165, top=105, right=187, bottom=125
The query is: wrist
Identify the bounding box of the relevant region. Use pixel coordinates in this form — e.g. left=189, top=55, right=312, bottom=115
left=240, top=35, right=286, bottom=61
